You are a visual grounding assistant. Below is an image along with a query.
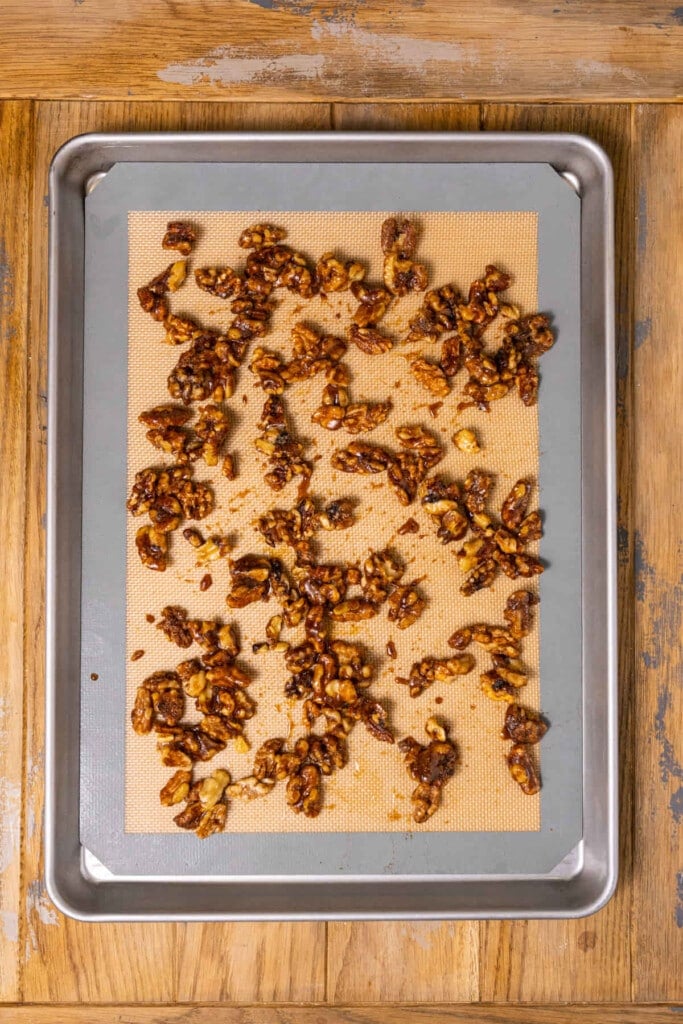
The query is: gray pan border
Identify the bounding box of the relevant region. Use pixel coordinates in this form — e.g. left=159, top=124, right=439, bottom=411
left=46, top=133, right=617, bottom=920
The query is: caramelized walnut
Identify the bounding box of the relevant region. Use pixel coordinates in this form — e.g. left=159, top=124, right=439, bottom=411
left=351, top=281, right=392, bottom=327
left=238, top=223, right=287, bottom=249
left=349, top=324, right=393, bottom=355
left=399, top=718, right=458, bottom=822
left=162, top=221, right=196, bottom=255
left=195, top=266, right=242, bottom=299
left=502, top=704, right=548, bottom=745
left=506, top=743, right=541, bottom=795
left=331, top=441, right=391, bottom=475
left=316, top=251, right=365, bottom=292
left=503, top=589, right=539, bottom=638
left=286, top=764, right=322, bottom=817
left=409, top=356, right=450, bottom=398
left=386, top=581, right=426, bottom=630
left=397, top=654, right=475, bottom=698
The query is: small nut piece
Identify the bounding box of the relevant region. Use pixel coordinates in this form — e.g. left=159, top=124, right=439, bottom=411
left=453, top=428, right=481, bottom=454
left=238, top=223, right=287, bottom=249
left=160, top=769, right=192, bottom=806
left=506, top=743, right=541, bottom=795
left=162, top=220, right=196, bottom=255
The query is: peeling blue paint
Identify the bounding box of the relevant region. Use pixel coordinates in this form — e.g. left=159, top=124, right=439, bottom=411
left=634, top=531, right=656, bottom=602
left=634, top=316, right=651, bottom=349
left=671, top=7, right=683, bottom=24
left=670, top=787, right=683, bottom=825
left=654, top=687, right=683, bottom=785
left=617, top=523, right=629, bottom=566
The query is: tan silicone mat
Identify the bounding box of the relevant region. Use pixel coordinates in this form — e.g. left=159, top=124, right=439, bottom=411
left=126, top=210, right=541, bottom=834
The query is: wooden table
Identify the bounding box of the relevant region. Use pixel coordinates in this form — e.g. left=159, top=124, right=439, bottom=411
left=0, top=2, right=681, bottom=1019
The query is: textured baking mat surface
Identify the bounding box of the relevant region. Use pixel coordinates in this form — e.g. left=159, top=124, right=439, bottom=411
left=126, top=210, right=540, bottom=834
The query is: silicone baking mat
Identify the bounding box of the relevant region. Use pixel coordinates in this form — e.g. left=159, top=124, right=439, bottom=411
left=126, top=210, right=541, bottom=835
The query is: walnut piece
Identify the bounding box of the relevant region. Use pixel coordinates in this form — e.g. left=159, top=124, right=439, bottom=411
left=506, top=743, right=541, bottom=795
left=317, top=251, right=365, bottom=292
left=195, top=266, right=242, bottom=299
left=399, top=718, right=458, bottom=822
left=453, top=428, right=481, bottom=453
left=397, top=654, right=475, bottom=698
left=409, top=357, right=450, bottom=398
left=502, top=704, right=548, bottom=745
left=238, top=223, right=287, bottom=249
left=162, top=221, right=196, bottom=255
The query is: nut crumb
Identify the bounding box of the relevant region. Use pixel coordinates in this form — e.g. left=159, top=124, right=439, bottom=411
left=131, top=649, right=145, bottom=662
left=199, top=574, right=213, bottom=591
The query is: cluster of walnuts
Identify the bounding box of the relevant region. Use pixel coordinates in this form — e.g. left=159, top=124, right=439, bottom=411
left=129, top=217, right=551, bottom=836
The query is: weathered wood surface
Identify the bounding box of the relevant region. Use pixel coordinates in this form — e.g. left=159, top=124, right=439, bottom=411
left=0, top=2, right=681, bottom=102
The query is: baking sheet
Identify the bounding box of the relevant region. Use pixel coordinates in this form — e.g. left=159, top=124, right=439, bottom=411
left=80, top=161, right=582, bottom=876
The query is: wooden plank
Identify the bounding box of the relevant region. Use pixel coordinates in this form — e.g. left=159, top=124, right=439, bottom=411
left=0, top=2, right=680, bottom=103
left=477, top=104, right=635, bottom=1002
left=0, top=1004, right=680, bottom=1023
left=328, top=101, right=481, bottom=1006
left=0, top=99, right=33, bottom=1003
left=631, top=104, right=683, bottom=1002
left=21, top=100, right=330, bottom=1004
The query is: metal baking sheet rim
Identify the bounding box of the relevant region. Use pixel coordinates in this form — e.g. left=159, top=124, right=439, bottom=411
left=45, top=131, right=617, bottom=921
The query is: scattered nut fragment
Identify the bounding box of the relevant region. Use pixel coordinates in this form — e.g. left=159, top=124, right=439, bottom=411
left=162, top=221, right=197, bottom=255
left=397, top=654, right=475, bottom=698
left=238, top=223, right=287, bottom=249
left=160, top=769, right=191, bottom=806
left=453, top=428, right=481, bottom=453
left=199, top=574, right=213, bottom=592
left=195, top=535, right=231, bottom=566
left=386, top=639, right=397, bottom=659
left=397, top=517, right=420, bottom=535
left=317, top=251, right=365, bottom=292
left=399, top=717, right=458, bottom=822
left=502, top=704, right=548, bottom=745
left=506, top=743, right=541, bottom=795
left=409, top=356, right=450, bottom=398
left=183, top=527, right=204, bottom=548
left=227, top=775, right=276, bottom=800
left=195, top=265, right=242, bottom=299
left=349, top=324, right=393, bottom=355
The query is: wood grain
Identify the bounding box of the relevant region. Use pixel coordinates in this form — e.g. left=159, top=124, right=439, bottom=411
left=478, top=103, right=635, bottom=1003
left=327, top=100, right=481, bottom=1007
left=20, top=100, right=329, bottom=1004
left=631, top=103, right=683, bottom=1002
left=0, top=1004, right=681, bottom=1023
left=0, top=2, right=681, bottom=103
left=0, top=100, right=34, bottom=1003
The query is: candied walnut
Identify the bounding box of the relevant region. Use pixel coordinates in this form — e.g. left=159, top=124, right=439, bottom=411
left=227, top=775, right=276, bottom=800
left=318, top=498, right=355, bottom=531
left=195, top=535, right=231, bottom=566
left=254, top=737, right=301, bottom=781
left=137, top=261, right=187, bottom=319
left=406, top=284, right=461, bottom=344
left=351, top=281, right=392, bottom=327
left=196, top=802, right=228, bottom=839
left=387, top=451, right=436, bottom=507
left=239, top=223, right=287, bottom=249
left=311, top=382, right=348, bottom=431
left=491, top=655, right=527, bottom=687
left=507, top=743, right=541, bottom=795
left=349, top=324, right=393, bottom=355
left=131, top=686, right=153, bottom=734
left=384, top=253, right=428, bottom=296
left=460, top=555, right=498, bottom=596
left=516, top=361, right=539, bottom=406
left=381, top=217, right=418, bottom=257
left=355, top=697, right=394, bottom=744
left=194, top=403, right=230, bottom=466
left=395, top=424, right=441, bottom=456
left=173, top=800, right=204, bottom=830
left=386, top=639, right=397, bottom=658
left=453, top=428, right=481, bottom=454
left=160, top=769, right=192, bottom=806
left=168, top=332, right=240, bottom=404
left=329, top=598, right=378, bottom=622
left=331, top=441, right=390, bottom=475
left=316, top=251, right=365, bottom=292
left=501, top=480, right=531, bottom=531
left=440, top=334, right=463, bottom=377
left=195, top=265, right=242, bottom=299
left=277, top=251, right=317, bottom=299
left=399, top=718, right=458, bottom=822
left=494, top=550, right=544, bottom=580
left=468, top=625, right=520, bottom=657
left=387, top=581, right=426, bottom=630
left=139, top=404, right=192, bottom=429
left=249, top=346, right=286, bottom=394
left=409, top=356, right=449, bottom=398
left=463, top=469, right=493, bottom=515
left=504, top=589, right=539, bottom=638
left=144, top=424, right=200, bottom=462
left=296, top=561, right=358, bottom=607
left=222, top=453, right=236, bottom=480
left=307, top=732, right=348, bottom=775
left=480, top=669, right=517, bottom=703
left=362, top=549, right=404, bottom=604
left=286, top=764, right=322, bottom=818
left=503, top=704, right=548, bottom=745
left=342, top=400, right=392, bottom=435
left=397, top=517, right=419, bottom=535
left=254, top=498, right=317, bottom=552
left=157, top=605, right=193, bottom=648
left=518, top=511, right=543, bottom=543
left=420, top=475, right=462, bottom=515
left=128, top=466, right=214, bottom=524
left=227, top=554, right=274, bottom=608
left=398, top=654, right=475, bottom=698
left=197, top=768, right=231, bottom=809
left=255, top=396, right=312, bottom=493
left=135, top=525, right=168, bottom=571
left=162, top=220, right=196, bottom=255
